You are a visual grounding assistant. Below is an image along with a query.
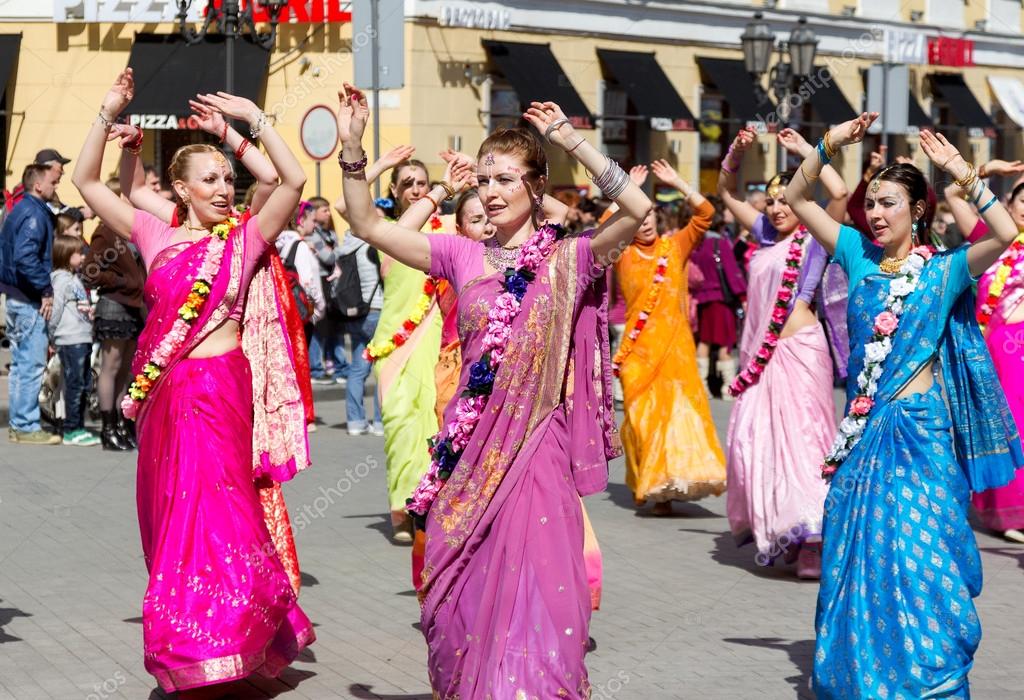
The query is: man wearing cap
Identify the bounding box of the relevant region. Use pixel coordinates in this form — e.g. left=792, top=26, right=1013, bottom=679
left=4, top=148, right=70, bottom=214
left=0, top=162, right=62, bottom=444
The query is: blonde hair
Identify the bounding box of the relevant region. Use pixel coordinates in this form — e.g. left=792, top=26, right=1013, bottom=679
left=168, top=144, right=227, bottom=223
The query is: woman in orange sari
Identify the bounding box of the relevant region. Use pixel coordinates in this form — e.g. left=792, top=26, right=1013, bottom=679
left=615, top=161, right=726, bottom=514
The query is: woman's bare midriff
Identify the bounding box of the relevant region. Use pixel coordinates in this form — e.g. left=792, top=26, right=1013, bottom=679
left=779, top=301, right=817, bottom=339
left=895, top=361, right=934, bottom=400
left=188, top=320, right=241, bottom=358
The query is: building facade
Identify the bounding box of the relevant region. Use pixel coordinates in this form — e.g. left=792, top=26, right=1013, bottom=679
left=3, top=0, right=1024, bottom=208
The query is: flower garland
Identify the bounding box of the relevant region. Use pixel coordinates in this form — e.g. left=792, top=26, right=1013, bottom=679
left=821, top=245, right=934, bottom=478
left=977, top=232, right=1024, bottom=334
left=122, top=218, right=237, bottom=419
left=407, top=223, right=566, bottom=525
left=363, top=276, right=439, bottom=362
left=612, top=237, right=671, bottom=377
left=728, top=228, right=808, bottom=397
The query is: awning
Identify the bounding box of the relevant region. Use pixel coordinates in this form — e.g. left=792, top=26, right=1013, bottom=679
left=0, top=34, right=20, bottom=94
left=988, top=75, right=1024, bottom=129
left=929, top=73, right=994, bottom=130
left=804, top=66, right=856, bottom=126
left=124, top=34, right=270, bottom=127
left=908, top=92, right=931, bottom=128
left=697, top=57, right=776, bottom=126
left=596, top=49, right=695, bottom=130
left=483, top=39, right=593, bottom=128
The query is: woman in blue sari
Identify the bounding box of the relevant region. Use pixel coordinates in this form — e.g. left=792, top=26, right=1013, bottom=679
left=786, top=114, right=1024, bottom=699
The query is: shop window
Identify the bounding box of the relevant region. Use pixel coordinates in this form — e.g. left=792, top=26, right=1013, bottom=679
left=698, top=94, right=727, bottom=195
left=601, top=86, right=637, bottom=166
left=489, top=84, right=522, bottom=132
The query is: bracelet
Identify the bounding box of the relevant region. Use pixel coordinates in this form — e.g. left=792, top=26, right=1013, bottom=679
left=720, top=158, right=738, bottom=175
left=823, top=130, right=838, bottom=160
left=591, top=155, right=629, bottom=199
left=970, top=179, right=986, bottom=205
left=543, top=118, right=570, bottom=143
left=954, top=163, right=977, bottom=189
left=249, top=112, right=268, bottom=139
left=338, top=150, right=368, bottom=173
left=816, top=139, right=831, bottom=166
left=566, top=137, right=586, bottom=154
left=979, top=193, right=999, bottom=215
left=235, top=139, right=252, bottom=160
left=423, top=193, right=440, bottom=212
left=97, top=111, right=115, bottom=129
left=220, top=121, right=229, bottom=143
left=122, top=129, right=143, bottom=155
left=801, top=162, right=820, bottom=182
left=438, top=180, right=456, bottom=200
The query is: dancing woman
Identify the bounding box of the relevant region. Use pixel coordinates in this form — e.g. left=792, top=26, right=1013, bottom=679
left=787, top=114, right=1023, bottom=699
left=615, top=159, right=726, bottom=513
left=717, top=127, right=843, bottom=577
left=338, top=84, right=648, bottom=697
left=72, top=69, right=313, bottom=693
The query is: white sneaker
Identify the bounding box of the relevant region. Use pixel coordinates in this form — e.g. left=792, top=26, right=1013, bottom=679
left=369, top=423, right=385, bottom=436
left=347, top=425, right=369, bottom=436
left=306, top=422, right=317, bottom=433
left=1003, top=528, right=1024, bottom=544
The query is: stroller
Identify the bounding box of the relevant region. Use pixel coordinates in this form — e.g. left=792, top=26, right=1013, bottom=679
left=38, top=343, right=101, bottom=433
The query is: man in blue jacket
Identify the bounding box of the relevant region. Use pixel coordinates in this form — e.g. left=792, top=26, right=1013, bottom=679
left=1, top=163, right=62, bottom=444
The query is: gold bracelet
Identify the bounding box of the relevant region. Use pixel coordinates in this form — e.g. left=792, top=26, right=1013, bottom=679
left=801, top=162, right=820, bottom=182
left=438, top=181, right=456, bottom=200
left=823, top=131, right=838, bottom=160
left=954, top=163, right=977, bottom=189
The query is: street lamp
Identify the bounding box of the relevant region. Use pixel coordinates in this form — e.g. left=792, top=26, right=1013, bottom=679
left=741, top=13, right=818, bottom=170
left=176, top=0, right=287, bottom=94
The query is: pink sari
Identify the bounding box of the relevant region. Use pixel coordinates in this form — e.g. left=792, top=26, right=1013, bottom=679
left=130, top=211, right=313, bottom=692
left=420, top=232, right=617, bottom=699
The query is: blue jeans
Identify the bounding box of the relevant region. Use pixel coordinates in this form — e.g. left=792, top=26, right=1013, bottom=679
left=307, top=325, right=326, bottom=377
left=57, top=343, right=92, bottom=431
left=342, top=310, right=382, bottom=429
left=5, top=298, right=49, bottom=432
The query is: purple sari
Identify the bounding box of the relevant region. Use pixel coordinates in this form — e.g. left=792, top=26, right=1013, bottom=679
left=130, top=211, right=313, bottom=692
left=420, top=232, right=618, bottom=698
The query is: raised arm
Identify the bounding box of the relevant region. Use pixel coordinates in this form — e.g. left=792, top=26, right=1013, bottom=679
left=523, top=101, right=650, bottom=264
left=776, top=128, right=849, bottom=223
left=333, top=144, right=416, bottom=221
left=716, top=127, right=762, bottom=235
left=196, top=92, right=305, bottom=243
left=113, top=124, right=176, bottom=223
left=71, top=68, right=137, bottom=239
left=918, top=131, right=1020, bottom=276
left=786, top=112, right=878, bottom=255
left=650, top=158, right=711, bottom=246
left=396, top=156, right=474, bottom=231
left=337, top=83, right=432, bottom=272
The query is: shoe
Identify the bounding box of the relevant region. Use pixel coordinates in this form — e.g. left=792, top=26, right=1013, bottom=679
left=117, top=410, right=137, bottom=449
left=1003, top=528, right=1024, bottom=544
left=100, top=410, right=132, bottom=451
left=717, top=358, right=739, bottom=402
left=62, top=429, right=101, bottom=446
left=651, top=501, right=673, bottom=516
left=307, top=422, right=318, bottom=433
left=391, top=518, right=414, bottom=544
left=347, top=424, right=369, bottom=436
left=10, top=429, right=61, bottom=445
left=311, top=376, right=336, bottom=385
left=336, top=376, right=348, bottom=388
left=696, top=357, right=711, bottom=396
left=797, top=541, right=822, bottom=579
left=369, top=423, right=385, bottom=437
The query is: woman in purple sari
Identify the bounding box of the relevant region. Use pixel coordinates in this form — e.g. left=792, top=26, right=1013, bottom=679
left=71, top=70, right=314, bottom=694
left=337, top=84, right=650, bottom=697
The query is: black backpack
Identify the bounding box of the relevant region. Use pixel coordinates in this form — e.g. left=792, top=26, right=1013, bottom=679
left=331, top=244, right=381, bottom=318
left=282, top=241, right=314, bottom=323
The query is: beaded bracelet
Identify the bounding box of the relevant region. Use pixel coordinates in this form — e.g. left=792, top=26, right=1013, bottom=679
left=249, top=112, right=268, bottom=139
left=338, top=150, right=368, bottom=173
left=979, top=194, right=999, bottom=215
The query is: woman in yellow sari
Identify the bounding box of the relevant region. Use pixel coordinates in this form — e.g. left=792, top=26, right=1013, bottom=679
left=615, top=161, right=727, bottom=514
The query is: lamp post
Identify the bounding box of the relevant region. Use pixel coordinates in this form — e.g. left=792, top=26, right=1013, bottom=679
left=176, top=0, right=287, bottom=95
left=741, top=13, right=819, bottom=171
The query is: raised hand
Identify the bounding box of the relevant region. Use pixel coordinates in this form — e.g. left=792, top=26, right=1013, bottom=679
left=195, top=92, right=261, bottom=124
left=106, top=123, right=142, bottom=148
left=628, top=165, right=649, bottom=187
left=731, top=127, right=758, bottom=153
left=448, top=160, right=475, bottom=193
left=777, top=128, right=812, bottom=158
left=439, top=148, right=475, bottom=169
left=101, top=68, right=134, bottom=119
left=189, top=99, right=228, bottom=137
left=650, top=159, right=682, bottom=187
left=980, top=159, right=1024, bottom=178
left=919, top=129, right=969, bottom=180
left=523, top=101, right=574, bottom=149
left=829, top=111, right=879, bottom=149
left=865, top=145, right=886, bottom=177
left=336, top=82, right=369, bottom=147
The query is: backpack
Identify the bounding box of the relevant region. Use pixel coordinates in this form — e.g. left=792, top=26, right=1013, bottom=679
left=331, top=243, right=380, bottom=318
left=283, top=240, right=314, bottom=323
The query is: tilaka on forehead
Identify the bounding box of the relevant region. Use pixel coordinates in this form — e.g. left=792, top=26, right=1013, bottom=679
left=484, top=152, right=496, bottom=166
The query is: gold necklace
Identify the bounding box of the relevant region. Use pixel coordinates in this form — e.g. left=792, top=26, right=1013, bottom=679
left=878, top=255, right=908, bottom=275
left=183, top=220, right=211, bottom=242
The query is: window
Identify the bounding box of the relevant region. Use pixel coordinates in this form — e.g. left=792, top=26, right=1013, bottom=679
left=927, top=0, right=964, bottom=29
left=988, top=0, right=1022, bottom=34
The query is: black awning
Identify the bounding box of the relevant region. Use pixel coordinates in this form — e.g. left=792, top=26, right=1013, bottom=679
left=697, top=57, right=775, bottom=125
left=596, top=49, right=695, bottom=130
left=482, top=39, right=593, bottom=128
left=0, top=34, right=21, bottom=93
left=929, top=73, right=994, bottom=129
left=125, top=34, right=270, bottom=121
left=804, top=66, right=856, bottom=126
left=908, top=92, right=931, bottom=128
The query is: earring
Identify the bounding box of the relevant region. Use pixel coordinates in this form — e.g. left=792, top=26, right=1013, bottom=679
left=911, top=220, right=919, bottom=246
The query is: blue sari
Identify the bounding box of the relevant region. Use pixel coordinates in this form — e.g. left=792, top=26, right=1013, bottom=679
left=814, top=227, right=1022, bottom=700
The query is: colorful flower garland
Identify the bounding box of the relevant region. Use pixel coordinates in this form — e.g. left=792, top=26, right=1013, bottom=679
left=122, top=218, right=237, bottom=419
left=821, top=245, right=934, bottom=478
left=406, top=223, right=566, bottom=526
left=977, top=232, right=1024, bottom=334
left=363, top=276, right=439, bottom=362
left=612, top=237, right=671, bottom=377
left=728, top=228, right=808, bottom=397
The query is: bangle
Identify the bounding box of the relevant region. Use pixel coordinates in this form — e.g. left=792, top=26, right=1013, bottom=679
left=971, top=179, right=986, bottom=205
left=249, top=112, right=268, bottom=139
left=816, top=139, right=831, bottom=166
left=954, top=163, right=977, bottom=190
left=220, top=121, right=229, bottom=143
left=122, top=129, right=143, bottom=155
left=979, top=193, right=999, bottom=215
left=338, top=150, right=368, bottom=173
left=97, top=111, right=115, bottom=129
left=543, top=118, right=570, bottom=143
left=801, top=162, right=820, bottom=182
left=235, top=139, right=252, bottom=160
left=591, top=155, right=630, bottom=199
left=720, top=159, right=738, bottom=175
left=423, top=193, right=439, bottom=211
left=566, top=137, right=586, bottom=154
left=438, top=181, right=456, bottom=200
left=823, top=130, right=838, bottom=160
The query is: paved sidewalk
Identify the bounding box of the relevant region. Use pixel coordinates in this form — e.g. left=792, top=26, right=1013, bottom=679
left=0, top=376, right=1022, bottom=699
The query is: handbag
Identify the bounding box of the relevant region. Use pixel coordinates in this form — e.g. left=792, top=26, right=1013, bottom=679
left=713, top=237, right=739, bottom=306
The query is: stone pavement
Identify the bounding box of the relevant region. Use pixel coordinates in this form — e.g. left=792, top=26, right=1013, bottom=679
left=1, top=373, right=1023, bottom=699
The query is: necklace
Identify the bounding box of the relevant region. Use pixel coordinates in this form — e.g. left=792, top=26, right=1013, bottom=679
left=184, top=221, right=210, bottom=242
left=484, top=241, right=523, bottom=271
left=879, top=255, right=908, bottom=275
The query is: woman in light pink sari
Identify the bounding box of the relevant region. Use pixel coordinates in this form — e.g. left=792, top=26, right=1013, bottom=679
left=72, top=70, right=314, bottom=694
left=338, top=84, right=650, bottom=698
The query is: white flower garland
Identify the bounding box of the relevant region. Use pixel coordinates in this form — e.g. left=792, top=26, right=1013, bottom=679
left=822, top=245, right=935, bottom=478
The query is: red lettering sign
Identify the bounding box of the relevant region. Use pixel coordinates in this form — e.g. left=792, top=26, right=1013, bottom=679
left=204, top=0, right=351, bottom=23
left=927, top=37, right=974, bottom=67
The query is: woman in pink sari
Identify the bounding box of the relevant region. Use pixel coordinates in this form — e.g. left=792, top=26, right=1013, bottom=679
left=337, top=84, right=650, bottom=698
left=71, top=70, right=314, bottom=694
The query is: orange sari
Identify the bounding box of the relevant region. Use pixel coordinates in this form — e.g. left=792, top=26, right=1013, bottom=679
left=616, top=200, right=726, bottom=504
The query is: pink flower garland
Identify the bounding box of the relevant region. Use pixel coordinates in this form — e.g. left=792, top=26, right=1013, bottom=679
left=406, top=223, right=563, bottom=521
left=728, top=228, right=808, bottom=397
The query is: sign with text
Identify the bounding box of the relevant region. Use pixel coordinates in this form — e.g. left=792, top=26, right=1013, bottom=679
left=928, top=37, right=974, bottom=67
left=53, top=0, right=351, bottom=23
left=884, top=28, right=926, bottom=65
